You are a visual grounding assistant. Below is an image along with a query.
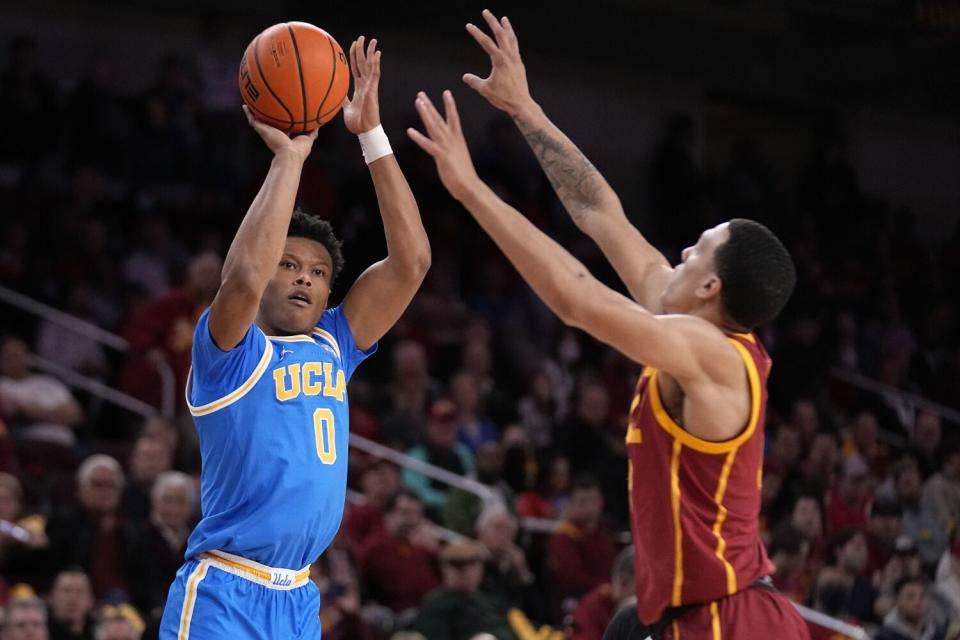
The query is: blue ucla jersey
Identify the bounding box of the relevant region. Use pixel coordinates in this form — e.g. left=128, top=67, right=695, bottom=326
left=183, top=304, right=375, bottom=569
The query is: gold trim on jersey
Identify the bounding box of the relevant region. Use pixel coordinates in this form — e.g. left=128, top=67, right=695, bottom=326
left=265, top=335, right=317, bottom=343
left=185, top=332, right=274, bottom=417
left=311, top=328, right=342, bottom=362
left=647, top=338, right=762, bottom=454
left=712, top=450, right=739, bottom=596
left=670, top=439, right=684, bottom=606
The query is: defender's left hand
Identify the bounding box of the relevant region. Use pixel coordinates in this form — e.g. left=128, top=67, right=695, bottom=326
left=343, top=36, right=382, bottom=134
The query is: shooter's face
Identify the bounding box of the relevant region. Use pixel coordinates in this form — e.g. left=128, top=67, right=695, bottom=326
left=260, top=237, right=332, bottom=335
left=661, top=222, right=729, bottom=315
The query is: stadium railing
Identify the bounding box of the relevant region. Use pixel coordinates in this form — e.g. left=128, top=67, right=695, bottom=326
left=0, top=284, right=178, bottom=419
left=1, top=286, right=874, bottom=638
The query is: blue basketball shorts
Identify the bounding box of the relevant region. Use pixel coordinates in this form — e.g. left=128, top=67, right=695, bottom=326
left=159, top=550, right=321, bottom=639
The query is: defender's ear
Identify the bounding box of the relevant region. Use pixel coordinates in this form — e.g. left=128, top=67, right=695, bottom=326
left=696, top=274, right=722, bottom=301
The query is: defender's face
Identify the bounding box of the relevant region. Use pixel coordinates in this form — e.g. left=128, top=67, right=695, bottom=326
left=260, top=237, right=333, bottom=336
left=661, top=222, right=730, bottom=314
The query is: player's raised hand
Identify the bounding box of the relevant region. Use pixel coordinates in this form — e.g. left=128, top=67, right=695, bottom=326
left=463, top=9, right=532, bottom=116
left=242, top=105, right=318, bottom=161
left=407, top=90, right=481, bottom=202
left=343, top=35, right=382, bottom=135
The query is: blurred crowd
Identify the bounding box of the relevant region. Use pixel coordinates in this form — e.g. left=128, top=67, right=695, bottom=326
left=1, top=27, right=960, bottom=640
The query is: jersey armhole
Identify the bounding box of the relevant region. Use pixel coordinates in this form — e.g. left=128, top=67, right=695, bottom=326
left=648, top=340, right=761, bottom=454
left=186, top=330, right=274, bottom=417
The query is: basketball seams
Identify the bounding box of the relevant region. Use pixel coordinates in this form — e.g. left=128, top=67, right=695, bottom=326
left=314, top=34, right=339, bottom=125
left=252, top=34, right=295, bottom=130
left=285, top=24, right=309, bottom=135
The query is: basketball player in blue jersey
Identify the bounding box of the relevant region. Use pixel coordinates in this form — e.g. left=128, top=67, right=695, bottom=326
left=159, top=37, right=430, bottom=639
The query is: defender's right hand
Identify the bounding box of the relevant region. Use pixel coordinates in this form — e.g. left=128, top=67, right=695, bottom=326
left=463, top=9, right=533, bottom=116
left=243, top=105, right=318, bottom=162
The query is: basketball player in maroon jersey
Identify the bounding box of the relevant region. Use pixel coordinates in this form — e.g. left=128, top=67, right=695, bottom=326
left=408, top=10, right=808, bottom=640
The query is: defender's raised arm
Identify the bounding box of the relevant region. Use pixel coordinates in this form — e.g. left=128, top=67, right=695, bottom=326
left=463, top=10, right=671, bottom=311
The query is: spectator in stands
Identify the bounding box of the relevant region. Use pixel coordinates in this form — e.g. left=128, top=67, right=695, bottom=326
left=765, top=423, right=806, bottom=521
left=46, top=568, right=94, bottom=640
left=444, top=442, right=513, bottom=536
left=569, top=546, right=635, bottom=640
left=908, top=412, right=942, bottom=479
left=846, top=409, right=886, bottom=477
left=801, top=431, right=841, bottom=497
left=546, top=475, right=619, bottom=600
left=791, top=494, right=827, bottom=566
left=119, top=251, right=221, bottom=410
left=380, top=341, right=440, bottom=448
left=458, top=336, right=503, bottom=418
left=119, top=435, right=173, bottom=522
left=342, top=460, right=399, bottom=550
left=0, top=473, right=46, bottom=589
left=819, top=529, right=878, bottom=623
left=404, top=399, right=474, bottom=516
left=124, top=471, right=194, bottom=623
left=934, top=536, right=960, bottom=621
left=0, top=472, right=45, bottom=551
left=45, top=455, right=129, bottom=598
left=515, top=366, right=560, bottom=450
left=0, top=337, right=84, bottom=447
left=90, top=617, right=139, bottom=640
left=826, top=453, right=872, bottom=533
left=35, top=286, right=108, bottom=378
left=309, top=558, right=374, bottom=640
left=866, top=496, right=905, bottom=580
left=517, top=453, right=571, bottom=520
left=450, top=371, right=498, bottom=453
left=2, top=596, right=49, bottom=640
left=889, top=457, right=948, bottom=569
left=876, top=578, right=947, bottom=640
left=555, top=381, right=628, bottom=526
left=769, top=524, right=811, bottom=603
left=359, top=489, right=440, bottom=613
left=873, top=535, right=952, bottom=625
left=475, top=507, right=537, bottom=614
left=923, top=444, right=960, bottom=531
left=411, top=539, right=516, bottom=640
left=807, top=566, right=865, bottom=640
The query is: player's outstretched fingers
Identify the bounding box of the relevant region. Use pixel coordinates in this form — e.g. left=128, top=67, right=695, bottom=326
left=481, top=9, right=508, bottom=47
left=366, top=38, right=378, bottom=68
left=442, top=90, right=461, bottom=135
left=350, top=39, right=361, bottom=80
left=407, top=126, right=439, bottom=156
left=415, top=92, right=446, bottom=141
left=466, top=23, right=501, bottom=59
left=500, top=16, right=519, bottom=51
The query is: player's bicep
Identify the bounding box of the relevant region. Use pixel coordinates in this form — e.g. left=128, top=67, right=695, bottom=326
left=341, top=259, right=424, bottom=351
left=569, top=286, right=714, bottom=382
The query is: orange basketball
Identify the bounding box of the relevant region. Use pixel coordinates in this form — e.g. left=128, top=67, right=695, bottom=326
left=239, top=22, right=350, bottom=135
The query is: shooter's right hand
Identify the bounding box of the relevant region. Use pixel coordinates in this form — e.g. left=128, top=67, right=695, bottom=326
left=242, top=105, right=318, bottom=162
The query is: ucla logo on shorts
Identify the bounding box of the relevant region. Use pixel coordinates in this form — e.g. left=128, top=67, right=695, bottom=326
left=272, top=573, right=293, bottom=587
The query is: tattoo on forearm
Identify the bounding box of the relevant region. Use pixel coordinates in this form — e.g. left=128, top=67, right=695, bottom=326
left=513, top=115, right=604, bottom=223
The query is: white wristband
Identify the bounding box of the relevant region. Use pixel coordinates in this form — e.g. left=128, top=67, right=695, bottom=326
left=358, top=125, right=392, bottom=164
